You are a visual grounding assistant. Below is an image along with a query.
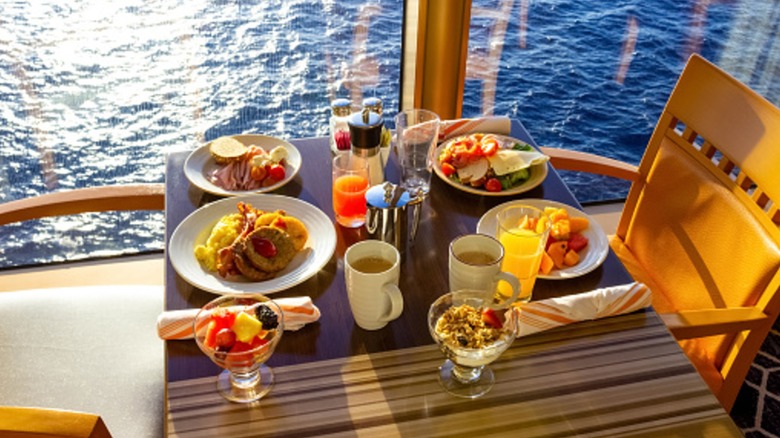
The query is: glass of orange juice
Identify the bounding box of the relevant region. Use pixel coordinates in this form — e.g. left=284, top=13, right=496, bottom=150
left=332, top=154, right=370, bottom=228
left=496, top=205, right=551, bottom=303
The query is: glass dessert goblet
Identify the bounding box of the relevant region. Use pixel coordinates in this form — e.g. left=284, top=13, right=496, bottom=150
left=193, top=294, right=284, bottom=403
left=428, top=289, right=517, bottom=398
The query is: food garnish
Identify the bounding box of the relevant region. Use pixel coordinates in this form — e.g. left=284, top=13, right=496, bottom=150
left=194, top=202, right=308, bottom=281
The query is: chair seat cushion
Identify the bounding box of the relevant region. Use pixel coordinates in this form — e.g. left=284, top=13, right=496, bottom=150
left=609, top=235, right=725, bottom=395
left=0, top=285, right=164, bottom=438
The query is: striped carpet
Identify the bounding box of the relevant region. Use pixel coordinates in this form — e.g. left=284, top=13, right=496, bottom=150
left=731, top=320, right=780, bottom=438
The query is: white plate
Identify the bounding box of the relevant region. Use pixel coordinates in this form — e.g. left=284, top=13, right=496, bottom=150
left=432, top=134, right=548, bottom=196
left=476, top=199, right=609, bottom=280
left=169, top=194, right=336, bottom=295
left=184, top=134, right=302, bottom=197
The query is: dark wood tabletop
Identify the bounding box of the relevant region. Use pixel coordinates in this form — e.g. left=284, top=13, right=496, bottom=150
left=164, top=120, right=634, bottom=382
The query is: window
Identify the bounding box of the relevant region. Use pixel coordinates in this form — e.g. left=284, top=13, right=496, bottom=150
left=463, top=0, right=780, bottom=202
left=0, top=0, right=402, bottom=269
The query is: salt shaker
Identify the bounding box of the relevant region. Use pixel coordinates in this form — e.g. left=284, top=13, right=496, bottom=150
left=348, top=108, right=385, bottom=186
left=329, top=98, right=352, bottom=155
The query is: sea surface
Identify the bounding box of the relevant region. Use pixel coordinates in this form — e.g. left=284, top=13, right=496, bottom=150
left=1, top=0, right=777, bottom=269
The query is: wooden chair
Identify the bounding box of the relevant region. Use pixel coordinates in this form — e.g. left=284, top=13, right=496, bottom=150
left=0, top=406, right=111, bottom=438
left=0, top=184, right=164, bottom=226
left=0, top=184, right=166, bottom=437
left=543, top=53, right=780, bottom=412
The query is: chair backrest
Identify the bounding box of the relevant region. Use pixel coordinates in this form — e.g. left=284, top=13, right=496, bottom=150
left=0, top=406, right=111, bottom=438
left=616, top=53, right=780, bottom=410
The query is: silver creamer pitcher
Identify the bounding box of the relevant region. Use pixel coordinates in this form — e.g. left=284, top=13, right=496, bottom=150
left=365, top=182, right=423, bottom=254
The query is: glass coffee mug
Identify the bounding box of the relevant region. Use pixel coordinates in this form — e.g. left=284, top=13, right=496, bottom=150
left=448, top=234, right=520, bottom=307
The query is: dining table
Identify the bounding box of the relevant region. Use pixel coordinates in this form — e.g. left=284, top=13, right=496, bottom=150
left=163, top=119, right=742, bottom=436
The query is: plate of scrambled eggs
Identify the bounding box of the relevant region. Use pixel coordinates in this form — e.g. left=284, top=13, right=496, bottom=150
left=169, top=194, right=336, bottom=295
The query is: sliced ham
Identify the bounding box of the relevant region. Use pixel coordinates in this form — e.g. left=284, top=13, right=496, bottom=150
left=208, top=145, right=272, bottom=191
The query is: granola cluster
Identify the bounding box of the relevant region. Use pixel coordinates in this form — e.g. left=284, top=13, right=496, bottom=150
left=435, top=304, right=501, bottom=349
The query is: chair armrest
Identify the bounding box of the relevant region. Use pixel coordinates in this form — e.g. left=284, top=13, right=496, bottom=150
left=659, top=307, right=771, bottom=340
left=0, top=406, right=112, bottom=437
left=539, top=147, right=640, bottom=182
left=0, top=184, right=165, bottom=226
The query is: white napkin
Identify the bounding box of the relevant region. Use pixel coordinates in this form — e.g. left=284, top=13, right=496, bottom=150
left=513, top=283, right=652, bottom=337
left=439, top=116, right=511, bottom=142
left=157, top=296, right=320, bottom=340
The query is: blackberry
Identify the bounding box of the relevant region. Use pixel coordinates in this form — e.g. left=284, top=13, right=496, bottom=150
left=255, top=305, right=279, bottom=330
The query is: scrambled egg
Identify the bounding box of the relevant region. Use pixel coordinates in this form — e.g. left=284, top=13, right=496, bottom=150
left=194, top=213, right=243, bottom=272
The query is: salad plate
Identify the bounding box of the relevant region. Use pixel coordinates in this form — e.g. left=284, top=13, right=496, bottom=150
left=184, top=134, right=302, bottom=197
left=476, top=199, right=609, bottom=279
left=169, top=194, right=336, bottom=295
left=432, top=133, right=548, bottom=196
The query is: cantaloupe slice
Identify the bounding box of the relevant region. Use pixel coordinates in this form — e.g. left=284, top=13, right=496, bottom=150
left=539, top=251, right=555, bottom=275
left=548, top=241, right=568, bottom=269
left=569, top=217, right=589, bottom=233
left=563, top=249, right=580, bottom=267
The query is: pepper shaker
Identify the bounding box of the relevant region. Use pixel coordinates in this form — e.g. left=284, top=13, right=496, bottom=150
left=348, top=108, right=385, bottom=186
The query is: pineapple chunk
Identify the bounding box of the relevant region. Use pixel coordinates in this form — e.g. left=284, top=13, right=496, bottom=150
left=232, top=311, right=263, bottom=343
left=550, top=219, right=571, bottom=241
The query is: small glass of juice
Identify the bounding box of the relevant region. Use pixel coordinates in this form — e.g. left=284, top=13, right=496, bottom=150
left=332, top=154, right=370, bottom=228
left=496, top=205, right=551, bottom=303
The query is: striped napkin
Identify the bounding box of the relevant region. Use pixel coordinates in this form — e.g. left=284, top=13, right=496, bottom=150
left=513, top=283, right=652, bottom=337
left=157, top=296, right=321, bottom=340
left=439, top=116, right=511, bottom=142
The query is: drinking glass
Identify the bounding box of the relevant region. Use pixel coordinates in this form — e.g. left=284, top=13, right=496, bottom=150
left=496, top=205, right=551, bottom=303
left=428, top=290, right=517, bottom=398
left=332, top=154, right=370, bottom=228
left=394, top=109, right=440, bottom=195
left=193, top=294, right=284, bottom=403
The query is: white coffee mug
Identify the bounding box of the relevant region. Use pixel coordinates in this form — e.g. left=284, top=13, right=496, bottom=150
left=449, top=234, right=521, bottom=307
left=345, top=240, right=404, bottom=330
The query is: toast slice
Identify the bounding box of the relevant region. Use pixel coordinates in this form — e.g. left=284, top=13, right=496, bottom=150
left=210, top=136, right=248, bottom=164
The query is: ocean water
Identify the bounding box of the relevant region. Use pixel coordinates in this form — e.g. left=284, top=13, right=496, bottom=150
left=0, top=0, right=776, bottom=269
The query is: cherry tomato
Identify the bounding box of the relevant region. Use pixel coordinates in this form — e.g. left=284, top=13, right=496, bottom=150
left=269, top=164, right=286, bottom=181
left=485, top=178, right=502, bottom=192
left=441, top=162, right=456, bottom=177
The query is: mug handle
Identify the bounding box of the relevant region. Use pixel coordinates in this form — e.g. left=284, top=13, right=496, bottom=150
left=378, top=283, right=404, bottom=322
left=491, top=272, right=521, bottom=308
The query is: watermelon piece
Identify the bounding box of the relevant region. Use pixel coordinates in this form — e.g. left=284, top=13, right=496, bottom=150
left=568, top=233, right=589, bottom=253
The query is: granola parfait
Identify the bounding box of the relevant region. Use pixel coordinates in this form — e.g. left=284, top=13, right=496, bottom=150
left=428, top=290, right=517, bottom=398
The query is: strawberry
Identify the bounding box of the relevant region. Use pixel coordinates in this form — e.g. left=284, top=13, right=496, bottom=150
left=482, top=308, right=504, bottom=328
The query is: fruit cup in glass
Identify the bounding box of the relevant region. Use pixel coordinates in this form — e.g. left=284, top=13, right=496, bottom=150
left=193, top=294, right=284, bottom=403
left=428, top=289, right=517, bottom=398
left=332, top=154, right=370, bottom=228
left=496, top=205, right=551, bottom=303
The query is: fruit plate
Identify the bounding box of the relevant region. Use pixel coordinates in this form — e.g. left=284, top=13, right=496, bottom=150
left=432, top=134, right=548, bottom=196
left=184, top=134, right=302, bottom=197
left=169, top=194, right=336, bottom=295
left=476, top=199, right=609, bottom=280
